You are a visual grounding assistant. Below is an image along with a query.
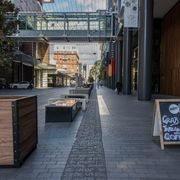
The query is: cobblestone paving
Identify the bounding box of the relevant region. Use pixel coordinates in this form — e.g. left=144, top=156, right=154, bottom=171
left=61, top=90, right=107, bottom=180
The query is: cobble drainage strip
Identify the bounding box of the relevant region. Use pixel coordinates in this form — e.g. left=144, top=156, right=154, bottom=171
left=61, top=90, right=107, bottom=180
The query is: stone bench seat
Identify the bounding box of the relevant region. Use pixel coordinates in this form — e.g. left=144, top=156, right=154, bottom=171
left=60, top=93, right=89, bottom=102
left=48, top=96, right=87, bottom=111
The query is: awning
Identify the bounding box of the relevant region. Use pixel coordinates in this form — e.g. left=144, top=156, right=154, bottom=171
left=13, top=51, right=34, bottom=67
left=35, top=63, right=56, bottom=70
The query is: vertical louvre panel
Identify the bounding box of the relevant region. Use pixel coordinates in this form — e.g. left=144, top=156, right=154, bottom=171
left=160, top=3, right=180, bottom=96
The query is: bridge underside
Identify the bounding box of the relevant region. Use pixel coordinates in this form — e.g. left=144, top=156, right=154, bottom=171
left=8, top=12, right=120, bottom=42
left=12, top=30, right=114, bottom=42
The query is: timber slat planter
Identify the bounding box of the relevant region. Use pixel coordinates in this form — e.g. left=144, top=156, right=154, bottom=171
left=0, top=96, right=38, bottom=167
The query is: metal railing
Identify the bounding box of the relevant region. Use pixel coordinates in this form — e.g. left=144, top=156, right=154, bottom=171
left=7, top=11, right=119, bottom=42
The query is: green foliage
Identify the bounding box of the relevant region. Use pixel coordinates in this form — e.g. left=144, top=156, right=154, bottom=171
left=0, top=38, right=16, bottom=61
left=0, top=0, right=19, bottom=35
left=0, top=0, right=19, bottom=80
left=70, top=75, right=75, bottom=81
left=88, top=76, right=94, bottom=83
left=98, top=63, right=105, bottom=80
left=89, top=60, right=105, bottom=81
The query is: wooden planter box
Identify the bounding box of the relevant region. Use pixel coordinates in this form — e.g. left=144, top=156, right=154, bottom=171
left=0, top=96, right=38, bottom=167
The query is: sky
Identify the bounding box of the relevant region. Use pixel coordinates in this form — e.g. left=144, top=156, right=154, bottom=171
left=43, top=0, right=107, bottom=12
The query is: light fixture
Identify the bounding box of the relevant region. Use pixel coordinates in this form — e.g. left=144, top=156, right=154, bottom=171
left=42, top=0, right=54, bottom=3
left=39, top=32, right=44, bottom=37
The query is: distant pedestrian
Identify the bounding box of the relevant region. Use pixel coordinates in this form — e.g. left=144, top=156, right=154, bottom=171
left=100, top=80, right=103, bottom=88
left=116, top=81, right=122, bottom=95
left=96, top=80, right=100, bottom=89
left=29, top=81, right=33, bottom=89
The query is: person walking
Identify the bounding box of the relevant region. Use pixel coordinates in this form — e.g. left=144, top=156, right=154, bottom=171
left=100, top=80, right=103, bottom=88
left=116, top=81, right=122, bottom=95
left=96, top=80, right=100, bottom=89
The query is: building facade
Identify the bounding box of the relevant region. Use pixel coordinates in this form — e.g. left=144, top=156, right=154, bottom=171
left=6, top=0, right=180, bottom=96
left=10, top=0, right=54, bottom=88
left=103, top=0, right=180, bottom=100
left=34, top=42, right=53, bottom=88
left=9, top=0, right=47, bottom=86
left=54, top=51, right=79, bottom=75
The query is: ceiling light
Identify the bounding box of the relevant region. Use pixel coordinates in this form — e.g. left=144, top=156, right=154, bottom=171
left=42, top=0, right=54, bottom=3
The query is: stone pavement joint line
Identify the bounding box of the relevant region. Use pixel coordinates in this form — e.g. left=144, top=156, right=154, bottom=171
left=61, top=89, right=107, bottom=180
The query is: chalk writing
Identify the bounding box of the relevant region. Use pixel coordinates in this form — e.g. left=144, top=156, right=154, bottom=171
left=163, top=126, right=180, bottom=132
left=160, top=102, right=180, bottom=142
left=164, top=133, right=180, bottom=141
left=162, top=115, right=179, bottom=126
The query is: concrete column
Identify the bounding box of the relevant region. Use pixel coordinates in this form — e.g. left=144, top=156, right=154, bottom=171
left=12, top=62, right=14, bottom=82
left=37, top=70, right=41, bottom=88
left=111, top=43, right=116, bottom=89
left=108, top=0, right=113, bottom=11
left=109, top=43, right=112, bottom=89
left=21, top=63, right=24, bottom=81
left=105, top=69, right=107, bottom=87
left=138, top=0, right=153, bottom=100
left=42, top=70, right=48, bottom=88
left=115, top=42, right=118, bottom=84
left=122, top=28, right=132, bottom=94
left=117, top=40, right=123, bottom=84
left=66, top=75, right=68, bottom=86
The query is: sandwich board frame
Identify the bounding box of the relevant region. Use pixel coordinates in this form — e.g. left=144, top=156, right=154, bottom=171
left=152, top=99, right=180, bottom=150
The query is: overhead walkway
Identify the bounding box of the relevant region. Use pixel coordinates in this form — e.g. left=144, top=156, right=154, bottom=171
left=9, top=11, right=120, bottom=42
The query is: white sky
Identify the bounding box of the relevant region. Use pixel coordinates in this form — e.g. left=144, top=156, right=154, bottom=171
left=43, top=0, right=107, bottom=12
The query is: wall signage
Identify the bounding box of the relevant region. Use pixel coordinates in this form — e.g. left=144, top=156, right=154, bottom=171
left=124, top=0, right=139, bottom=28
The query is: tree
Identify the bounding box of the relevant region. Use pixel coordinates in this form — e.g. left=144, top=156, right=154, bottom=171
left=0, top=0, right=19, bottom=35
left=0, top=0, right=19, bottom=81
left=88, top=76, right=94, bottom=83
left=89, top=60, right=105, bottom=81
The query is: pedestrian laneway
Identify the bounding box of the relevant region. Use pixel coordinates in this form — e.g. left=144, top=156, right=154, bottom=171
left=1, top=87, right=180, bottom=179
left=98, top=87, right=180, bottom=180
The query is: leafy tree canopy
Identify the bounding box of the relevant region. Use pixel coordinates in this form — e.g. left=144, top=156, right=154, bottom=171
left=0, top=0, right=19, bottom=80
left=0, top=0, right=19, bottom=35
left=88, top=76, right=94, bottom=83
left=89, top=60, right=105, bottom=81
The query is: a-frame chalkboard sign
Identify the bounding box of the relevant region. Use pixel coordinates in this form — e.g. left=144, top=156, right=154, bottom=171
left=152, top=99, right=180, bottom=150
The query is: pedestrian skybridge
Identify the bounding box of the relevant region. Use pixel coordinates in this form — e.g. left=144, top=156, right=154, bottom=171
left=9, top=11, right=120, bottom=42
